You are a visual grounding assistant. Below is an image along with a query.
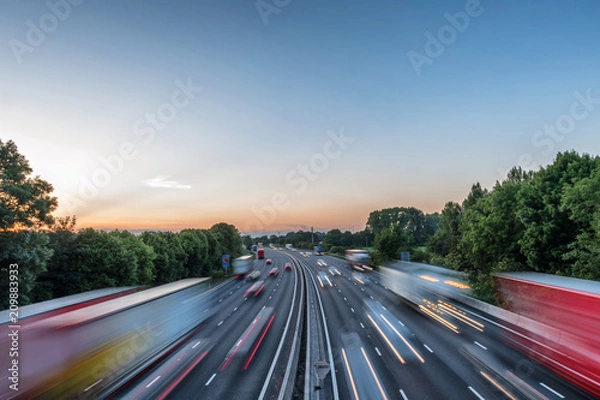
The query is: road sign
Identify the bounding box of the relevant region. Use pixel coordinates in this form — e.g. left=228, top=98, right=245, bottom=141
left=314, top=360, right=331, bottom=382
left=222, top=254, right=230, bottom=268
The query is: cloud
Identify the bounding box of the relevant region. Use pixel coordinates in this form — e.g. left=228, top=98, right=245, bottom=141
left=144, top=175, right=192, bottom=190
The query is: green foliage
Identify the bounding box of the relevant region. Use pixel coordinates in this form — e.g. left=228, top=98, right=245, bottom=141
left=0, top=140, right=57, bottom=308
left=209, top=222, right=243, bottom=259
left=0, top=231, right=53, bottom=308
left=108, top=230, right=156, bottom=285
left=374, top=226, right=409, bottom=262
left=427, top=201, right=462, bottom=257
left=0, top=140, right=57, bottom=231
left=560, top=162, right=600, bottom=280
left=368, top=207, right=438, bottom=245
left=517, top=151, right=598, bottom=275
left=140, top=231, right=187, bottom=285
left=428, top=154, right=600, bottom=303
left=328, top=246, right=346, bottom=255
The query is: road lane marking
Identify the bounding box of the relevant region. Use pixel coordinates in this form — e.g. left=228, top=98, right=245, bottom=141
left=146, top=376, right=161, bottom=388
left=540, top=383, right=564, bottom=398
left=423, top=344, right=434, bottom=353
left=205, top=373, right=216, bottom=386
left=361, top=347, right=388, bottom=400
left=360, top=323, right=365, bottom=329
left=350, top=308, right=355, bottom=313
left=375, top=347, right=382, bottom=356
left=370, top=295, right=374, bottom=299
left=468, top=386, right=485, bottom=400
left=217, top=320, right=223, bottom=326
left=84, top=379, right=102, bottom=392
left=192, top=341, right=201, bottom=349
left=342, top=348, right=359, bottom=400
left=400, top=389, right=408, bottom=400
left=234, top=307, right=238, bottom=311
left=474, top=341, right=487, bottom=350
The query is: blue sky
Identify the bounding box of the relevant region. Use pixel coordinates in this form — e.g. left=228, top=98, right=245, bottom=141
left=2, top=0, right=600, bottom=234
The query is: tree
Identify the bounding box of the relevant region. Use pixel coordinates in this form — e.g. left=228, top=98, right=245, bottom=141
left=367, top=206, right=436, bottom=247
left=0, top=231, right=53, bottom=308
left=373, top=226, right=409, bottom=262
left=241, top=234, right=253, bottom=249
left=0, top=140, right=57, bottom=308
left=560, top=163, right=600, bottom=280
left=427, top=202, right=462, bottom=257
left=1, top=139, right=57, bottom=231
left=210, top=223, right=243, bottom=259
left=517, top=151, right=598, bottom=275
left=108, top=230, right=156, bottom=285
left=180, top=229, right=210, bottom=277
left=140, top=231, right=187, bottom=285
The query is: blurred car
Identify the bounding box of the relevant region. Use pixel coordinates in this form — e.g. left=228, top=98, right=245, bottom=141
left=268, top=267, right=279, bottom=277
left=246, top=270, right=261, bottom=281
left=352, top=272, right=368, bottom=285
left=284, top=262, right=293, bottom=271
left=317, top=259, right=327, bottom=267
left=329, top=266, right=341, bottom=276
left=266, top=258, right=272, bottom=265
left=317, top=271, right=333, bottom=288
left=244, top=280, right=265, bottom=297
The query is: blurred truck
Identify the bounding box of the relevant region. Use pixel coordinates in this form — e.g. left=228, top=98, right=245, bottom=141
left=494, top=272, right=600, bottom=398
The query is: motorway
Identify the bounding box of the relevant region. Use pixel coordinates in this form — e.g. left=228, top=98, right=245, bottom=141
left=85, top=248, right=596, bottom=399
left=113, top=249, right=303, bottom=400
left=292, top=251, right=594, bottom=400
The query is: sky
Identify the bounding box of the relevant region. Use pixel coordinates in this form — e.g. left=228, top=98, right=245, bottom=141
left=2, top=0, right=600, bottom=235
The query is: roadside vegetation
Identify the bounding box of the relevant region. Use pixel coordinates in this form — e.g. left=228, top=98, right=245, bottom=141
left=3, top=137, right=599, bottom=308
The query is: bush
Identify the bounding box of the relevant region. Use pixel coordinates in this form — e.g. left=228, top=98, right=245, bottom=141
left=328, top=246, right=346, bottom=255
left=410, top=249, right=431, bottom=263
left=210, top=269, right=225, bottom=279
left=428, top=254, right=447, bottom=267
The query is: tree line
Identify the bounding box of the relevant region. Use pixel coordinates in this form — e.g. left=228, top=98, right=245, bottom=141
left=426, top=151, right=600, bottom=302
left=248, top=151, right=600, bottom=304
left=0, top=140, right=243, bottom=309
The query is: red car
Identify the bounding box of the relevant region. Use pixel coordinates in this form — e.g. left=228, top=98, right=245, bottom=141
left=268, top=267, right=279, bottom=277
left=266, top=259, right=273, bottom=265
left=284, top=262, right=292, bottom=271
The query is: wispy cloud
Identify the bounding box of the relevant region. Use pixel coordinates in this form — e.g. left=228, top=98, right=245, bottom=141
left=144, top=176, right=192, bottom=190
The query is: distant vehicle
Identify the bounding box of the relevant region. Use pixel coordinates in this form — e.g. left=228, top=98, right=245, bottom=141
left=317, top=259, right=327, bottom=267
left=232, top=255, right=254, bottom=278
left=494, top=272, right=600, bottom=398
left=244, top=280, right=265, bottom=297
left=257, top=248, right=265, bottom=259
left=352, top=272, right=368, bottom=285
left=251, top=245, right=258, bottom=252
left=246, top=270, right=261, bottom=281
left=329, top=266, right=341, bottom=276
left=285, top=244, right=293, bottom=250
left=284, top=262, right=293, bottom=271
left=265, top=258, right=272, bottom=265
left=257, top=242, right=263, bottom=247
left=268, top=267, right=279, bottom=277
left=314, top=245, right=323, bottom=255
left=345, top=249, right=372, bottom=271
left=317, top=271, right=333, bottom=288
